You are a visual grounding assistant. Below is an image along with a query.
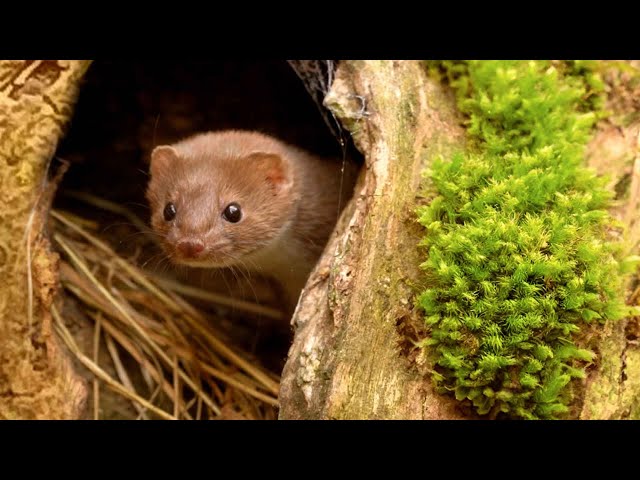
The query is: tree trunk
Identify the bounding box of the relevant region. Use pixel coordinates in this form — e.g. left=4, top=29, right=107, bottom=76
left=279, top=60, right=640, bottom=420
left=0, top=60, right=90, bottom=419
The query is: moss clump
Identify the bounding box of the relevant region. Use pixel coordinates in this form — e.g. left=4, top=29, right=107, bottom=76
left=416, top=60, right=636, bottom=419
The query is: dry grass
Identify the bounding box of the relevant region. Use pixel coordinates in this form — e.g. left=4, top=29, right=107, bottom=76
left=49, top=199, right=281, bottom=420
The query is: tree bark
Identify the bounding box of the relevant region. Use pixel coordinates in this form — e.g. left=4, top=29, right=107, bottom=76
left=579, top=65, right=640, bottom=418
left=279, top=60, right=469, bottom=419
left=279, top=60, right=640, bottom=420
left=0, top=60, right=90, bottom=419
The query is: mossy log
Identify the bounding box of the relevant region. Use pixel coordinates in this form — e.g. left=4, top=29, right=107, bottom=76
left=279, top=60, right=640, bottom=419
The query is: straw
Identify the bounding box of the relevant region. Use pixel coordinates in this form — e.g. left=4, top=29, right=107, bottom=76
left=52, top=305, right=177, bottom=420
left=50, top=200, right=280, bottom=420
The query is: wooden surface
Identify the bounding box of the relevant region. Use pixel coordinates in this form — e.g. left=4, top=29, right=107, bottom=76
left=0, top=60, right=90, bottom=419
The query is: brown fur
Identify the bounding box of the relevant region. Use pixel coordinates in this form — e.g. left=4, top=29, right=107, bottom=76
left=146, top=130, right=357, bottom=314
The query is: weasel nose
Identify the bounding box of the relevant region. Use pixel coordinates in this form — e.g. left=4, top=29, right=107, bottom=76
left=176, top=239, right=205, bottom=258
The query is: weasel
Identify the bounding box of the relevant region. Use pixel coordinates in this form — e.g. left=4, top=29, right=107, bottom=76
left=145, top=130, right=357, bottom=316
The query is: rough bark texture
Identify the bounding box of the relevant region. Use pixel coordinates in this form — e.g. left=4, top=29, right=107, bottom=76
left=0, top=60, right=90, bottom=419
left=279, top=60, right=640, bottom=420
left=279, top=60, right=470, bottom=419
left=579, top=63, right=640, bottom=419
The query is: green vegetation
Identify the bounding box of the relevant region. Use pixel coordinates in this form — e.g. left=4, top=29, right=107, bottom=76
left=417, top=60, right=637, bottom=419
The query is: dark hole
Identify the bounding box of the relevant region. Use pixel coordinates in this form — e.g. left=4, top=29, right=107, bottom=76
left=51, top=60, right=361, bottom=417
left=56, top=60, right=347, bottom=211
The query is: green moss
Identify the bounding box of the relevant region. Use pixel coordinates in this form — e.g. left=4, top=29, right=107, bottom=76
left=416, top=60, right=638, bottom=419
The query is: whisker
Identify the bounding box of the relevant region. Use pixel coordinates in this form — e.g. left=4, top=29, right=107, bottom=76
left=215, top=268, right=235, bottom=312
left=230, top=258, right=261, bottom=307
left=152, top=113, right=161, bottom=150
left=141, top=252, right=169, bottom=270
left=124, top=200, right=152, bottom=212
left=226, top=265, right=243, bottom=302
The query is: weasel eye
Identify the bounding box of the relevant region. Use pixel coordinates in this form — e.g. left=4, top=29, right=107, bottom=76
left=163, top=202, right=177, bottom=221
left=222, top=202, right=242, bottom=223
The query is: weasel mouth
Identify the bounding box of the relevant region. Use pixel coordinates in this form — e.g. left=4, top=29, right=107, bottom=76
left=163, top=239, right=237, bottom=268
left=168, top=247, right=233, bottom=268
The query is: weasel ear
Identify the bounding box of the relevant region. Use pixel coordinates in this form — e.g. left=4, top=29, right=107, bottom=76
left=246, top=152, right=292, bottom=194
left=150, top=146, right=178, bottom=176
